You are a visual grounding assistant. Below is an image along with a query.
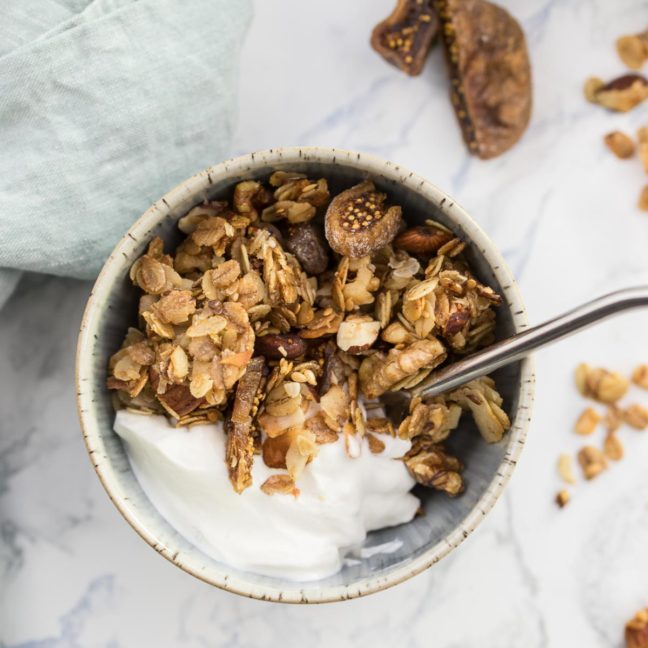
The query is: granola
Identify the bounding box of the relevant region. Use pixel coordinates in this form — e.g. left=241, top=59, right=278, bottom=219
left=108, top=173, right=509, bottom=495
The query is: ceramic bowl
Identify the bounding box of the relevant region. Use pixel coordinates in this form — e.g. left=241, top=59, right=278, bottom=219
left=76, top=147, right=534, bottom=603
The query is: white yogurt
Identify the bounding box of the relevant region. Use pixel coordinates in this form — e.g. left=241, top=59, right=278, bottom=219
left=114, top=410, right=418, bottom=581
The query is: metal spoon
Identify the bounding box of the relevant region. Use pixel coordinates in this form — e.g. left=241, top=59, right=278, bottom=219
left=381, top=286, right=648, bottom=421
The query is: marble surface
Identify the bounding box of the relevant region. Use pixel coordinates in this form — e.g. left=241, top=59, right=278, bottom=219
left=2, top=0, right=648, bottom=645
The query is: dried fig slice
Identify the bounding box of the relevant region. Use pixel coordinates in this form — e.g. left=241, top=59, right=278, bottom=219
left=436, top=0, right=532, bottom=159
left=284, top=222, right=330, bottom=275
left=324, top=181, right=402, bottom=258
left=371, top=0, right=439, bottom=76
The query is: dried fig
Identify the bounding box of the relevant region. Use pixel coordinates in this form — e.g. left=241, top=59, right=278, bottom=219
left=393, top=224, right=453, bottom=255
left=324, top=181, right=402, bottom=258
left=284, top=223, right=329, bottom=275
left=371, top=0, right=439, bottom=76
left=255, top=333, right=307, bottom=359
left=436, top=0, right=532, bottom=159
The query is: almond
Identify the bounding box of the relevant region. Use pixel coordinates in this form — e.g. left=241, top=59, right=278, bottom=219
left=255, top=333, right=307, bottom=359
left=393, top=225, right=453, bottom=255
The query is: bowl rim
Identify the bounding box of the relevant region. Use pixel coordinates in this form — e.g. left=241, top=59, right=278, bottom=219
left=76, top=146, right=535, bottom=604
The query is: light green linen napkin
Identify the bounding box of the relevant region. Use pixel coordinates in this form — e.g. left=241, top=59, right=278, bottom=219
left=0, top=0, right=252, bottom=307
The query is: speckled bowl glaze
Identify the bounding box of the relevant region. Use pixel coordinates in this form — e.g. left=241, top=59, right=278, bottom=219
left=76, top=147, right=534, bottom=603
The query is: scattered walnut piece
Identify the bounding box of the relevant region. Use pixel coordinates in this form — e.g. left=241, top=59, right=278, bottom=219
left=555, top=490, right=570, bottom=508
left=624, top=404, right=648, bottom=430
left=585, top=74, right=648, bottom=112
left=604, top=131, right=636, bottom=159
left=627, top=609, right=648, bottom=648
left=626, top=607, right=648, bottom=648
left=603, top=432, right=624, bottom=461
left=617, top=30, right=648, bottom=70
left=632, top=365, right=648, bottom=389
left=584, top=76, right=604, bottom=102
left=574, top=407, right=601, bottom=436
left=639, top=185, right=648, bottom=212
left=557, top=453, right=576, bottom=485
left=577, top=445, right=608, bottom=480
left=575, top=363, right=629, bottom=403
left=637, top=127, right=648, bottom=173
left=604, top=405, right=623, bottom=433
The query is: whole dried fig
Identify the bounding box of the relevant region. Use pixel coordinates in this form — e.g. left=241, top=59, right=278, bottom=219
left=324, top=181, right=402, bottom=258
left=393, top=224, right=453, bottom=255
left=285, top=223, right=329, bottom=275
left=371, top=0, right=439, bottom=76
left=255, top=333, right=307, bottom=359
left=436, top=0, right=532, bottom=159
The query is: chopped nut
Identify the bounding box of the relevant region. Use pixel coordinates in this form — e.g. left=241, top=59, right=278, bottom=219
left=359, top=338, right=447, bottom=399
left=626, top=607, right=648, bottom=648
left=575, top=363, right=629, bottom=403
left=555, top=490, right=570, bottom=508
left=574, top=407, right=601, bottom=436
left=637, top=127, right=648, bottom=173
left=557, top=453, right=576, bottom=485
left=632, top=364, right=648, bottom=389
left=604, top=131, right=635, bottom=159
left=336, top=315, right=381, bottom=353
left=577, top=445, right=608, bottom=480
left=639, top=185, right=648, bottom=212
left=617, top=30, right=648, bottom=70
left=586, top=74, right=648, bottom=112
left=603, top=432, right=624, bottom=461
left=624, top=404, right=648, bottom=430
left=604, top=405, right=623, bottom=433
left=404, top=441, right=463, bottom=496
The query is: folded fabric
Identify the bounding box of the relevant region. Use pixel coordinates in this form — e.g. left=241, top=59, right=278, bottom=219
left=0, top=0, right=252, bottom=307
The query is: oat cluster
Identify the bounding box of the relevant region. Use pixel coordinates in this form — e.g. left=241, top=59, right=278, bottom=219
left=108, top=172, right=509, bottom=496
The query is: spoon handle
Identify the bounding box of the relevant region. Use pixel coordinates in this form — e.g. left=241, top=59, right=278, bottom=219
left=414, top=286, right=648, bottom=399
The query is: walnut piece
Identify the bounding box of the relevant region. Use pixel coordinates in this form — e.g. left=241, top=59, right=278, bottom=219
left=617, top=30, right=648, bottom=70
left=624, top=404, right=648, bottom=430
left=574, top=407, right=601, bottom=436
left=586, top=74, right=648, bottom=112
left=404, top=441, right=463, bottom=496
left=626, top=607, right=648, bottom=648
left=632, top=365, right=648, bottom=389
left=555, top=490, right=570, bottom=508
left=575, top=363, right=629, bottom=403
left=577, top=445, right=608, bottom=480
left=604, top=131, right=636, bottom=159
